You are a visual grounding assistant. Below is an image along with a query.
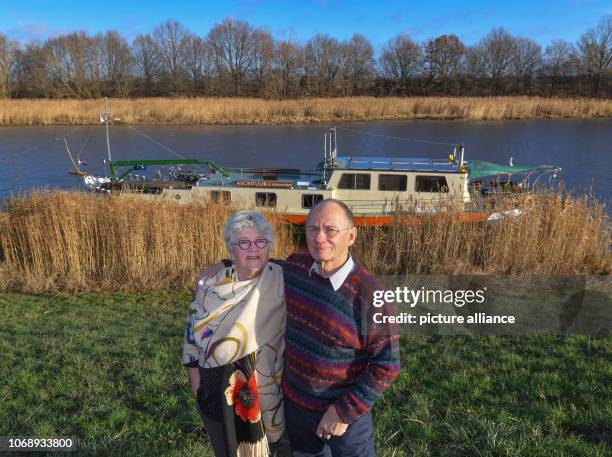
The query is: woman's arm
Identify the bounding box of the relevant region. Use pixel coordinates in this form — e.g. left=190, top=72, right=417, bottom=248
left=188, top=367, right=200, bottom=397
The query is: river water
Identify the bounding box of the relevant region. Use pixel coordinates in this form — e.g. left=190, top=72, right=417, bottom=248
left=1, top=119, right=610, bottom=200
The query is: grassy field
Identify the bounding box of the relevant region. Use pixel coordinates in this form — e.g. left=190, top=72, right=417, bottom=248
left=1, top=96, right=611, bottom=126
left=1, top=191, right=609, bottom=293
left=1, top=291, right=610, bottom=456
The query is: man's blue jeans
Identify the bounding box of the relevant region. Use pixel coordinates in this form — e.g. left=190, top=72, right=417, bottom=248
left=284, top=399, right=376, bottom=457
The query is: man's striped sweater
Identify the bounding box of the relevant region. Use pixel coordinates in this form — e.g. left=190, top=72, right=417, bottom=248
left=281, top=252, right=401, bottom=424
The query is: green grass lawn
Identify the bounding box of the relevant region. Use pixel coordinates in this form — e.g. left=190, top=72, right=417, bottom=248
left=0, top=292, right=610, bottom=456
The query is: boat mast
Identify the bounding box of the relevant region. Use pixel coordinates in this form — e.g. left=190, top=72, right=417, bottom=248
left=330, top=127, right=337, bottom=160
left=103, top=97, right=115, bottom=179
left=323, top=127, right=338, bottom=184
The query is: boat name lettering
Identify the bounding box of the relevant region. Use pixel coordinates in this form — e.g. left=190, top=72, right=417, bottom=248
left=235, top=180, right=293, bottom=188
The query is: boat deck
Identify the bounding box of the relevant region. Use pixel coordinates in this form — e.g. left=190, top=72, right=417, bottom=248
left=333, top=156, right=461, bottom=172
left=197, top=169, right=326, bottom=189
left=196, top=156, right=463, bottom=189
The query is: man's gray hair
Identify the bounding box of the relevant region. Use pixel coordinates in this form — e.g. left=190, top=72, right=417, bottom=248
left=308, top=198, right=354, bottom=226
left=224, top=210, right=275, bottom=251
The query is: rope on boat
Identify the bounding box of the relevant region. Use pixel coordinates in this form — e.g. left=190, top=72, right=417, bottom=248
left=334, top=126, right=456, bottom=147
left=77, top=126, right=95, bottom=157
left=124, top=124, right=211, bottom=175
left=125, top=124, right=189, bottom=160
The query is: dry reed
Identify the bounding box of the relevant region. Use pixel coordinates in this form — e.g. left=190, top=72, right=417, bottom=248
left=353, top=192, right=611, bottom=276
left=1, top=96, right=611, bottom=126
left=0, top=190, right=609, bottom=293
left=0, top=191, right=296, bottom=292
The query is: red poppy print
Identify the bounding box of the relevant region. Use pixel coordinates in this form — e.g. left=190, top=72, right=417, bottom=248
left=224, top=370, right=261, bottom=423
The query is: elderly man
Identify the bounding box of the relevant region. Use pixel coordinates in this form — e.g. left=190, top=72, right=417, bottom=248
left=200, top=199, right=400, bottom=456
left=281, top=199, right=400, bottom=457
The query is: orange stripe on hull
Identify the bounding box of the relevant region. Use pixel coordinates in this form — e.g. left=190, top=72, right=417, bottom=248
left=274, top=212, right=490, bottom=226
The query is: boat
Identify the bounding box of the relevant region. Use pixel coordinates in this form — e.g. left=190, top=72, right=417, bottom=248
left=68, top=101, right=562, bottom=226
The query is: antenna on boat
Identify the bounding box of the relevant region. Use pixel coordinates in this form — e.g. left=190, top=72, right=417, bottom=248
left=331, top=127, right=337, bottom=160
left=459, top=144, right=465, bottom=167
left=323, top=127, right=337, bottom=183
left=102, top=97, right=115, bottom=179
left=324, top=128, right=337, bottom=163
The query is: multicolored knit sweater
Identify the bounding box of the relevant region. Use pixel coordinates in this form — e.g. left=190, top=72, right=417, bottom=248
left=281, top=252, right=401, bottom=424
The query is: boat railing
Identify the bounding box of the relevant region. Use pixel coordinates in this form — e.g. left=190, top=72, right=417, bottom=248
left=221, top=167, right=324, bottom=178
left=342, top=197, right=465, bottom=215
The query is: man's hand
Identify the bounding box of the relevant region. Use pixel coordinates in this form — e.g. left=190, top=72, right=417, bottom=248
left=315, top=405, right=348, bottom=440
left=195, top=262, right=226, bottom=289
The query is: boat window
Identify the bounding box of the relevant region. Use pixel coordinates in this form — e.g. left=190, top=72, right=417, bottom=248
left=210, top=190, right=231, bottom=203
left=256, top=192, right=277, bottom=207
left=415, top=176, right=449, bottom=193
left=379, top=174, right=407, bottom=191
left=302, top=194, right=324, bottom=208
left=338, top=173, right=371, bottom=190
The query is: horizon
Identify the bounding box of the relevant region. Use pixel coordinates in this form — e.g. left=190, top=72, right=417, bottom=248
left=2, top=0, right=611, bottom=50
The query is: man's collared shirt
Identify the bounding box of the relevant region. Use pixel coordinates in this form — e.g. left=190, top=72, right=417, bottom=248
left=309, top=254, right=355, bottom=291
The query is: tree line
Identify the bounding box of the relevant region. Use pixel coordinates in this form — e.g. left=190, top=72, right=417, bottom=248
left=0, top=16, right=610, bottom=99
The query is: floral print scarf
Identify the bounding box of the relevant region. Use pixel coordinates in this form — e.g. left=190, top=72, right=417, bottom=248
left=184, top=263, right=286, bottom=455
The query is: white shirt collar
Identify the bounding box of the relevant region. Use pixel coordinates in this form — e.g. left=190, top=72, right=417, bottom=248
left=309, top=253, right=355, bottom=291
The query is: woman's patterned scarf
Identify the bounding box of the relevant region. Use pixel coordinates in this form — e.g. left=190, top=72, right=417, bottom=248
left=185, top=262, right=286, bottom=455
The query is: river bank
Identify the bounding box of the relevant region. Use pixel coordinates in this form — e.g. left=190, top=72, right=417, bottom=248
left=1, top=96, right=611, bottom=126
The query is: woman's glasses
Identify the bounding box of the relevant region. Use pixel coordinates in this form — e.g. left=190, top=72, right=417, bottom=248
left=233, top=238, right=270, bottom=250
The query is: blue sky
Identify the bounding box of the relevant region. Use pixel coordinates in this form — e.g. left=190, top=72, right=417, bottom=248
left=2, top=0, right=611, bottom=50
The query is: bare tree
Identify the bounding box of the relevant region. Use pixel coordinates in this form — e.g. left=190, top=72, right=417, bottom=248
left=251, top=29, right=274, bottom=97
left=61, top=32, right=89, bottom=97
left=424, top=34, right=465, bottom=94
left=480, top=27, right=515, bottom=94
left=542, top=39, right=573, bottom=96
left=183, top=33, right=211, bottom=94
left=43, top=31, right=98, bottom=98
left=153, top=20, right=188, bottom=94
left=272, top=39, right=302, bottom=98
left=379, top=34, right=422, bottom=93
left=510, top=37, right=541, bottom=93
left=132, top=34, right=161, bottom=96
left=340, top=34, right=374, bottom=95
left=5, top=15, right=612, bottom=98
left=16, top=42, right=52, bottom=97
left=0, top=33, right=19, bottom=97
left=207, top=18, right=256, bottom=96
left=101, top=31, right=133, bottom=96
left=304, top=34, right=341, bottom=95
left=574, top=15, right=612, bottom=95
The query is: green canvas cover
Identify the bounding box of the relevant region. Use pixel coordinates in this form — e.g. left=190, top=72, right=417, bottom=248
left=467, top=160, right=544, bottom=180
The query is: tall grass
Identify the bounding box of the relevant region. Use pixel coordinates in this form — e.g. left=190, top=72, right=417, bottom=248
left=353, top=192, right=611, bottom=276
left=0, top=190, right=609, bottom=292
left=0, top=191, right=296, bottom=292
left=1, top=96, right=611, bottom=126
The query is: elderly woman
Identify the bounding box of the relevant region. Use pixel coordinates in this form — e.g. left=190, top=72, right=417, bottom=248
left=183, top=210, right=285, bottom=457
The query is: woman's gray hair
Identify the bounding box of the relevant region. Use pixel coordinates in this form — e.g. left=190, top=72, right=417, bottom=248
left=223, top=210, right=275, bottom=252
